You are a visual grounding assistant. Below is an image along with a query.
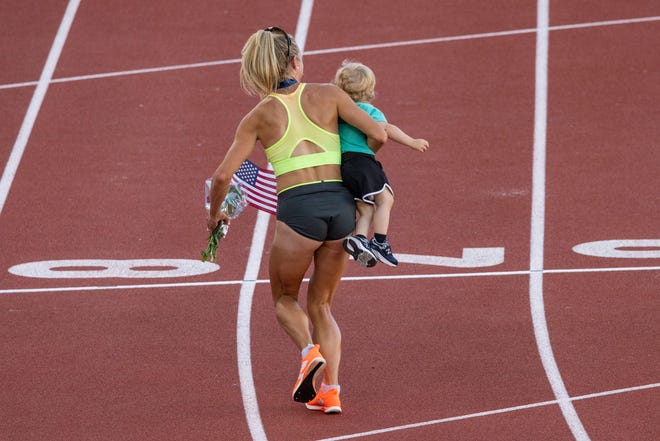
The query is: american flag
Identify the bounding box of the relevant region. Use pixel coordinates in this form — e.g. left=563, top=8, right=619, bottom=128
left=230, top=160, right=277, bottom=215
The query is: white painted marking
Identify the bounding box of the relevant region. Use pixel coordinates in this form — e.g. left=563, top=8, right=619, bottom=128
left=8, top=259, right=218, bottom=278
left=0, top=58, right=242, bottom=90
left=304, top=16, right=660, bottom=57
left=2, top=265, right=660, bottom=296
left=1, top=16, right=658, bottom=91
left=9, top=239, right=659, bottom=282
left=0, top=8, right=655, bottom=441
left=294, top=0, right=314, bottom=53
left=529, top=2, right=589, bottom=440
left=573, top=239, right=660, bottom=258
left=236, top=211, right=270, bottom=441
left=237, top=3, right=315, bottom=440
left=0, top=0, right=81, bottom=216
left=397, top=248, right=504, bottom=267
left=315, top=382, right=660, bottom=440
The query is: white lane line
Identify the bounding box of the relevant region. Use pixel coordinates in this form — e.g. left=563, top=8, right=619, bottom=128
left=236, top=211, right=270, bottom=441
left=236, top=2, right=315, bottom=440
left=294, top=0, right=314, bottom=53
left=315, top=382, right=660, bottom=441
left=1, top=16, right=658, bottom=91
left=2, top=265, right=659, bottom=296
left=307, top=15, right=660, bottom=56
left=0, top=7, right=655, bottom=441
left=0, top=0, right=81, bottom=217
left=530, top=1, right=589, bottom=440
left=0, top=58, right=242, bottom=91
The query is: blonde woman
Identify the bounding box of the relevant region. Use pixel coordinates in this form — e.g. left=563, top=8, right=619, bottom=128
left=333, top=61, right=429, bottom=267
left=207, top=28, right=387, bottom=414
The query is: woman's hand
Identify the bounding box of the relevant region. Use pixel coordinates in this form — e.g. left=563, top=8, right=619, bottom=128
left=207, top=213, right=230, bottom=233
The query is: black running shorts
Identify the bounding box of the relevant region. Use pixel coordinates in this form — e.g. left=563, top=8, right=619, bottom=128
left=340, top=152, right=393, bottom=204
left=277, top=181, right=356, bottom=241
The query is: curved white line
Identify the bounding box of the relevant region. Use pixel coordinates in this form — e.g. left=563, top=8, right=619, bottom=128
left=529, top=1, right=589, bottom=439
left=236, top=2, right=315, bottom=440
left=236, top=211, right=270, bottom=441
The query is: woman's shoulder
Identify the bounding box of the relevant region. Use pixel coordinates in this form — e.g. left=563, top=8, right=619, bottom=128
left=303, top=82, right=341, bottom=95
left=303, top=82, right=335, bottom=89
left=301, top=83, right=345, bottom=108
left=249, top=94, right=281, bottom=114
left=239, top=97, right=278, bottom=130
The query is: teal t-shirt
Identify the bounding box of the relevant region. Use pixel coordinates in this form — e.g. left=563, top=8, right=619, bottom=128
left=338, top=102, right=387, bottom=156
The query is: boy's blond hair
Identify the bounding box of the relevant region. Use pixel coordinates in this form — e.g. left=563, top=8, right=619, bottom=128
left=333, top=60, right=376, bottom=103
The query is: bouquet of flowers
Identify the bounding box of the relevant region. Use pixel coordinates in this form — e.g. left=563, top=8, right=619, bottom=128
left=201, top=180, right=248, bottom=262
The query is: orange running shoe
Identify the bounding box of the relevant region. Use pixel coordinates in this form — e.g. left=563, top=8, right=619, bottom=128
left=291, top=344, right=325, bottom=402
left=305, top=388, right=342, bottom=414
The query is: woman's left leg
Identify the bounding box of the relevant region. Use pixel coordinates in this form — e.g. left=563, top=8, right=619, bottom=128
left=270, top=221, right=332, bottom=402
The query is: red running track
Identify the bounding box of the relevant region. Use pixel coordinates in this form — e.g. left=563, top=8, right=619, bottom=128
left=1, top=1, right=659, bottom=440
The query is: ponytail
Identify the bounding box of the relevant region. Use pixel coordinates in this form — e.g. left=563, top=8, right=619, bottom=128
left=240, top=28, right=297, bottom=96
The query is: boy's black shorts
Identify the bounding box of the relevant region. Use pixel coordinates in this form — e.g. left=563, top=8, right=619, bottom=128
left=341, top=152, right=393, bottom=204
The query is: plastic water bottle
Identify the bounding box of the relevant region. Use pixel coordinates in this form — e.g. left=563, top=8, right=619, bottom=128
left=205, top=179, right=247, bottom=217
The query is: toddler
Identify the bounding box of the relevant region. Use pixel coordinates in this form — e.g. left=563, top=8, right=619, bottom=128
left=333, top=60, right=429, bottom=267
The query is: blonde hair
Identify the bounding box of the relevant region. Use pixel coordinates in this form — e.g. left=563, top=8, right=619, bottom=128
left=332, top=60, right=376, bottom=102
left=240, top=28, right=299, bottom=96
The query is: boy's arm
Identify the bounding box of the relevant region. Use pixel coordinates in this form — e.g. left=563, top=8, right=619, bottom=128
left=382, top=122, right=429, bottom=152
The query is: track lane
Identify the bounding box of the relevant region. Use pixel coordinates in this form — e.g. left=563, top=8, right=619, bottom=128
left=1, top=2, right=658, bottom=440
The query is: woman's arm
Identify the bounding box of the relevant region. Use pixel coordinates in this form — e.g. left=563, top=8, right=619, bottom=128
left=207, top=113, right=258, bottom=231
left=334, top=86, right=387, bottom=148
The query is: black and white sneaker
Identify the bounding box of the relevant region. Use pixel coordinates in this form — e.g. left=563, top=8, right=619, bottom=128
left=342, top=236, right=378, bottom=267
left=370, top=238, right=398, bottom=267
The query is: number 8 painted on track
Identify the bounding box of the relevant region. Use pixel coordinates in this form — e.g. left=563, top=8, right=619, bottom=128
left=8, top=259, right=219, bottom=278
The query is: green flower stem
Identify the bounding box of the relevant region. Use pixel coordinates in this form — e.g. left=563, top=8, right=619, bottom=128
left=201, top=221, right=226, bottom=262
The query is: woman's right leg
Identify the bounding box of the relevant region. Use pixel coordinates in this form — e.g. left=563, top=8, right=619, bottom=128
left=306, top=238, right=349, bottom=386
left=269, top=221, right=321, bottom=350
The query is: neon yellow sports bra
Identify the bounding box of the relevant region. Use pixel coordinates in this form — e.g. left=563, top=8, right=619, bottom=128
left=265, top=84, right=341, bottom=178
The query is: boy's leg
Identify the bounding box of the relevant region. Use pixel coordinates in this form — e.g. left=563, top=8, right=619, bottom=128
left=343, top=200, right=377, bottom=267
left=370, top=189, right=398, bottom=266
left=355, top=200, right=374, bottom=237
left=343, top=201, right=378, bottom=268
left=372, top=189, right=394, bottom=236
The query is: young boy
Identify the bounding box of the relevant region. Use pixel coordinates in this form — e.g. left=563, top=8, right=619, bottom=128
left=333, top=60, right=429, bottom=267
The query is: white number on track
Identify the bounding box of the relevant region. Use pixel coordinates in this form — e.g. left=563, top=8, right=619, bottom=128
left=573, top=239, right=660, bottom=258
left=8, top=259, right=219, bottom=278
